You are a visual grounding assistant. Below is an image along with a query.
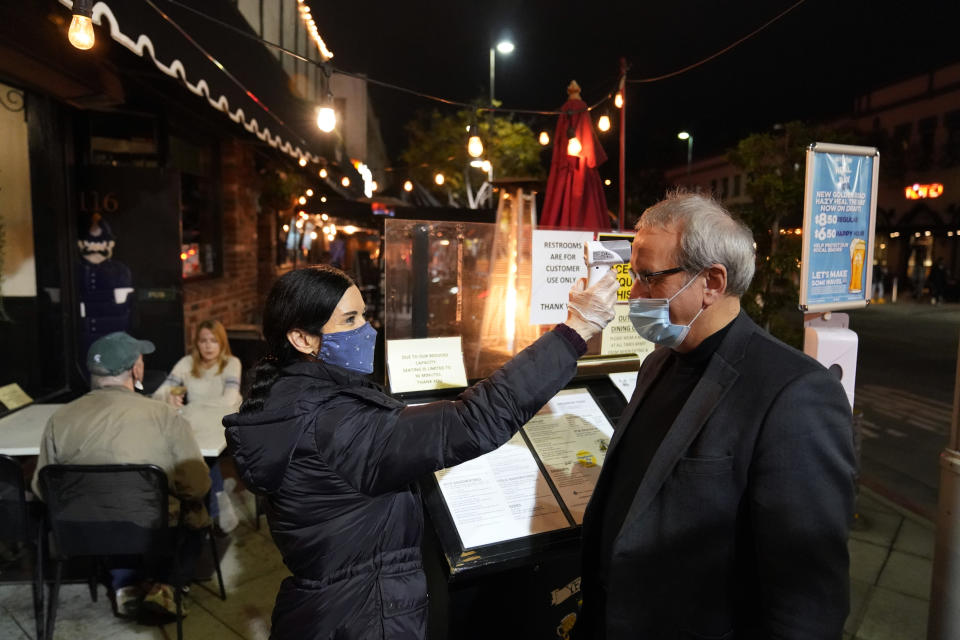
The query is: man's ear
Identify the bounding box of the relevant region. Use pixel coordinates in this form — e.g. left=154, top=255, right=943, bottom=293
left=702, top=264, right=728, bottom=305
left=286, top=328, right=320, bottom=355
left=132, top=356, right=145, bottom=381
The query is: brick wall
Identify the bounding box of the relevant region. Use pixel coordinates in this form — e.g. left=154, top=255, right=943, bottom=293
left=182, top=139, right=261, bottom=348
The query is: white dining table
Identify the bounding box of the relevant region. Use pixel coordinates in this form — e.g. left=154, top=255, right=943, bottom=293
left=0, top=403, right=226, bottom=458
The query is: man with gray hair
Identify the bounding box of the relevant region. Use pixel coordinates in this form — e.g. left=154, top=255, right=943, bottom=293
left=576, top=192, right=856, bottom=639
left=32, top=331, right=210, bottom=621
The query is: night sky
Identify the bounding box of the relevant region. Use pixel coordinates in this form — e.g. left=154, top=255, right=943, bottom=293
left=308, top=0, right=960, bottom=176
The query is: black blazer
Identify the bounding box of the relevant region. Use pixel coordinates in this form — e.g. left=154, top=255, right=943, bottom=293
left=577, top=311, right=857, bottom=640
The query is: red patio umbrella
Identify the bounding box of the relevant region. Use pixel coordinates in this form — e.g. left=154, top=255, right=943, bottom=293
left=540, top=81, right=611, bottom=230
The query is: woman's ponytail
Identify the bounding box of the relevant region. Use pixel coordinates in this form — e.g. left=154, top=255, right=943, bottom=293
left=239, top=356, right=281, bottom=413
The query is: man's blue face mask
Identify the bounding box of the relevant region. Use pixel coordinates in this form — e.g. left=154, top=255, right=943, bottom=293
left=320, top=322, right=377, bottom=374
left=628, top=271, right=704, bottom=349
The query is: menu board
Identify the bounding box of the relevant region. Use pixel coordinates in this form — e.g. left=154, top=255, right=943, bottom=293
left=434, top=432, right=569, bottom=549
left=432, top=388, right=615, bottom=548
left=521, top=388, right=614, bottom=524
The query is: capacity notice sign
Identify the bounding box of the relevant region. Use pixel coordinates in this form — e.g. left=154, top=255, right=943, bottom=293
left=799, top=143, right=879, bottom=312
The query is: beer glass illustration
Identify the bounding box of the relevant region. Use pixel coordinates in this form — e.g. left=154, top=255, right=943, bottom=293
left=849, top=238, right=866, bottom=293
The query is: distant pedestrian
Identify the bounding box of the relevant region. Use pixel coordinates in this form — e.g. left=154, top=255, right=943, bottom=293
left=928, top=258, right=947, bottom=304
left=872, top=264, right=885, bottom=302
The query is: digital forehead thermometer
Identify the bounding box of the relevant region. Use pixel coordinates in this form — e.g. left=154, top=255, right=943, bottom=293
left=584, top=240, right=632, bottom=286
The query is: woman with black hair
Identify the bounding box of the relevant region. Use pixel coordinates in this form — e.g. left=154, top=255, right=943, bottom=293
left=223, top=264, right=618, bottom=639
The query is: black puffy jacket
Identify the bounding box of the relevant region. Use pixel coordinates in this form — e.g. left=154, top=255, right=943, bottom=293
left=223, top=328, right=582, bottom=639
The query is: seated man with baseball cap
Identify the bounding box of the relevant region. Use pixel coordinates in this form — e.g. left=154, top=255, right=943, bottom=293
left=32, top=331, right=211, bottom=622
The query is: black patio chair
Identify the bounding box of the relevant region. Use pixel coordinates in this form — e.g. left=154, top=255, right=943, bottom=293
left=0, top=454, right=45, bottom=640
left=39, top=464, right=226, bottom=640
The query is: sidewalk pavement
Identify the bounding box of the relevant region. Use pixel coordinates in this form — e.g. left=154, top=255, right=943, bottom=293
left=847, top=486, right=935, bottom=640
left=0, top=484, right=937, bottom=639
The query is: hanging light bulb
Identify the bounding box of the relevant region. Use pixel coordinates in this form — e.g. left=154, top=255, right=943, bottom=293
left=319, top=168, right=328, bottom=179
left=539, top=131, right=550, bottom=146
left=466, top=121, right=483, bottom=158
left=298, top=157, right=307, bottom=167
left=566, top=125, right=582, bottom=157
left=316, top=105, right=336, bottom=133
left=597, top=114, right=611, bottom=132
left=320, top=196, right=327, bottom=202
left=298, top=196, right=307, bottom=205
left=68, top=0, right=95, bottom=50
left=434, top=173, right=445, bottom=186
left=321, top=213, right=329, bottom=221
left=306, top=188, right=314, bottom=197
left=403, top=180, right=414, bottom=192
left=310, top=231, right=318, bottom=240
left=614, top=92, right=624, bottom=109
left=282, top=224, right=290, bottom=232
left=467, top=135, right=484, bottom=158
left=341, top=176, right=350, bottom=187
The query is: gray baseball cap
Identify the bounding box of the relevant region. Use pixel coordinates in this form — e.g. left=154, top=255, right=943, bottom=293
left=87, top=331, right=156, bottom=376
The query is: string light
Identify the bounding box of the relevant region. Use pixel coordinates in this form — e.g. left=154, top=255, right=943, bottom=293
left=614, top=92, right=623, bottom=108
left=434, top=173, right=445, bottom=186
left=567, top=136, right=582, bottom=157
left=321, top=213, right=329, bottom=221
left=371, top=180, right=378, bottom=192
left=296, top=0, right=334, bottom=60
left=319, top=168, right=328, bottom=179
left=467, top=121, right=483, bottom=158
left=403, top=180, right=414, bottom=192
left=468, top=135, right=484, bottom=158
left=310, top=230, right=318, bottom=239
left=298, top=196, right=307, bottom=205
left=139, top=1, right=617, bottom=118
left=320, top=196, right=327, bottom=202
left=306, top=188, right=314, bottom=196
left=298, top=157, right=307, bottom=167
left=539, top=131, right=550, bottom=145
left=316, top=104, right=336, bottom=132
left=282, top=224, right=290, bottom=232
left=68, top=0, right=95, bottom=50
left=597, top=114, right=611, bottom=132
left=341, top=176, right=350, bottom=187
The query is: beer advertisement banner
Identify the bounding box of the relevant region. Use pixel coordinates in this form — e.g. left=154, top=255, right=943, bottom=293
left=799, top=143, right=879, bottom=312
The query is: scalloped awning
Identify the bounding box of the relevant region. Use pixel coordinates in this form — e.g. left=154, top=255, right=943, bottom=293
left=57, top=0, right=328, bottom=165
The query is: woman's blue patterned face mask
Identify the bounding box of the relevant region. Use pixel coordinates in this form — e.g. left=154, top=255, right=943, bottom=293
left=319, top=322, right=377, bottom=374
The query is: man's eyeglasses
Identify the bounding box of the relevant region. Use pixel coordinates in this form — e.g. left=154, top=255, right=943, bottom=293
left=629, top=267, right=685, bottom=287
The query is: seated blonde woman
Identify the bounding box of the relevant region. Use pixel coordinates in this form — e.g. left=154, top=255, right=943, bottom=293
left=154, top=319, right=241, bottom=531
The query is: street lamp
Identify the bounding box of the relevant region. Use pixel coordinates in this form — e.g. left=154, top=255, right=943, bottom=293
left=677, top=131, right=693, bottom=174
left=489, top=39, right=514, bottom=105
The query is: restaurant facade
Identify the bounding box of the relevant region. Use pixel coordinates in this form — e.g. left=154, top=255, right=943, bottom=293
left=0, top=0, right=389, bottom=405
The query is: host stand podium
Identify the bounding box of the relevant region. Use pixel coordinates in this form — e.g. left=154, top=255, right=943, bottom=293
left=382, top=212, right=646, bottom=639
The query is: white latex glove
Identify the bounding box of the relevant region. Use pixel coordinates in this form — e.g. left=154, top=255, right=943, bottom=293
left=566, top=269, right=618, bottom=341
